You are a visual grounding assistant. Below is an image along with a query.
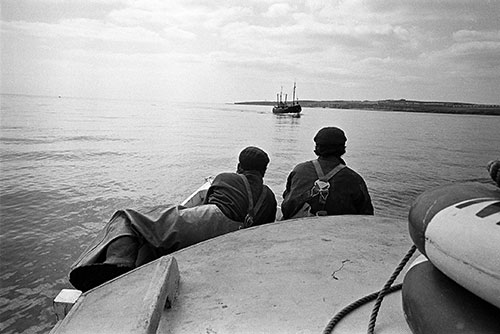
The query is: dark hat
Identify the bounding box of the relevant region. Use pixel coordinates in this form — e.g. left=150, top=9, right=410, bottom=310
left=314, top=127, right=347, bottom=146
left=239, top=146, right=270, bottom=172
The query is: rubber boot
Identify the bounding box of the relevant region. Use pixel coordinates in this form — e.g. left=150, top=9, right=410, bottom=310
left=69, top=212, right=138, bottom=292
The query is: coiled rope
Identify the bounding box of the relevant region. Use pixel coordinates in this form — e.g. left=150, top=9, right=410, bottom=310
left=322, top=245, right=417, bottom=334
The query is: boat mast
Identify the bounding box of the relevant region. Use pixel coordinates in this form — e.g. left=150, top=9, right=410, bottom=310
left=292, top=82, right=296, bottom=105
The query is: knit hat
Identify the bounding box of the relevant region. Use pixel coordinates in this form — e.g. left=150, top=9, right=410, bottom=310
left=239, top=146, right=270, bottom=173
left=314, top=127, right=347, bottom=146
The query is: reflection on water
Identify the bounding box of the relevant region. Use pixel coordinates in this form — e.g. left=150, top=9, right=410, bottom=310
left=1, top=95, right=499, bottom=333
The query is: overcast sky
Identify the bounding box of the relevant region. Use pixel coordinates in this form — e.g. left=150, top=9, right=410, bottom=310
left=1, top=0, right=499, bottom=104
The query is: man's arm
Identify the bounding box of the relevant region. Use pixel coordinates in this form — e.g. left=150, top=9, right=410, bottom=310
left=356, top=181, right=374, bottom=215
left=281, top=171, right=312, bottom=219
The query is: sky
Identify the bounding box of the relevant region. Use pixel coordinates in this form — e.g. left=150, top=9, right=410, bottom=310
left=1, top=0, right=499, bottom=104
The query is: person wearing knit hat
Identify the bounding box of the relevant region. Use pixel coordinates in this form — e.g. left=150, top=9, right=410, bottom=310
left=281, top=127, right=373, bottom=219
left=238, top=146, right=270, bottom=177
left=69, top=146, right=277, bottom=292
left=313, top=127, right=347, bottom=157
left=206, top=146, right=275, bottom=223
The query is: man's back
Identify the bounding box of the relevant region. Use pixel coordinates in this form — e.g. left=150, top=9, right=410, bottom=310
left=207, top=171, right=277, bottom=225
left=281, top=157, right=373, bottom=219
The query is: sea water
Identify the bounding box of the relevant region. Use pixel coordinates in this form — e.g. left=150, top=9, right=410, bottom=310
left=1, top=94, right=499, bottom=333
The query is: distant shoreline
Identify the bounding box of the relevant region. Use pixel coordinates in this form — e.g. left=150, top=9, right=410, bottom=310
left=235, top=99, right=500, bottom=116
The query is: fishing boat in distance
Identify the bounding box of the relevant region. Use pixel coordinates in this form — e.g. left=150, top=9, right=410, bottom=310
left=273, top=82, right=302, bottom=114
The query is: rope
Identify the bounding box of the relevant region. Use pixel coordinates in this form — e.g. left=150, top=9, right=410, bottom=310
left=322, top=245, right=417, bottom=334
left=322, top=284, right=402, bottom=334
left=367, top=245, right=416, bottom=334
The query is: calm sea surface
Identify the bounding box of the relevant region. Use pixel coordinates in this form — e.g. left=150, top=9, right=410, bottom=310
left=1, top=94, right=499, bottom=333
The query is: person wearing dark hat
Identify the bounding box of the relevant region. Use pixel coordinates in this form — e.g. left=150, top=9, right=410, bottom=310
left=281, top=127, right=373, bottom=219
left=69, top=146, right=277, bottom=291
left=204, top=146, right=276, bottom=224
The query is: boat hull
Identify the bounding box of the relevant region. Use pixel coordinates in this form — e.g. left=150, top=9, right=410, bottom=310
left=54, top=183, right=424, bottom=333
left=157, top=215, right=414, bottom=333
left=272, top=104, right=302, bottom=114
left=180, top=177, right=213, bottom=208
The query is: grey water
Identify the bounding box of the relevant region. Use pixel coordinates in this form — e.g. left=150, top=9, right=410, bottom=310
left=1, top=94, right=499, bottom=333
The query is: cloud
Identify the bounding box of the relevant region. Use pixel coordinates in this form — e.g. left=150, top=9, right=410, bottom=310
left=2, top=0, right=500, bottom=103
left=450, top=40, right=500, bottom=55
left=2, top=19, right=163, bottom=44
left=263, top=3, right=293, bottom=17
left=425, top=29, right=500, bottom=73
left=108, top=2, right=253, bottom=29
left=453, top=29, right=500, bottom=42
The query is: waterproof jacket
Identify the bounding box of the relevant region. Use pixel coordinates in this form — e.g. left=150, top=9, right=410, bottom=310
left=205, top=170, right=277, bottom=225
left=281, top=157, right=374, bottom=219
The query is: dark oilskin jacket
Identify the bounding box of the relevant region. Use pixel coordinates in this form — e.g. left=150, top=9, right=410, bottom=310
left=281, top=157, right=374, bottom=219
left=205, top=170, right=277, bottom=225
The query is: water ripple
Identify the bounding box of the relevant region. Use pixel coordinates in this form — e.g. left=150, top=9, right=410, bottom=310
left=1, top=95, right=499, bottom=334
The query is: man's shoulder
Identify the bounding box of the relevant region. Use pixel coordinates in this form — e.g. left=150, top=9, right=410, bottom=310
left=212, top=172, right=241, bottom=185
left=215, top=172, right=238, bottom=179
left=263, top=184, right=277, bottom=197
left=339, top=166, right=367, bottom=181
left=292, top=160, right=315, bottom=172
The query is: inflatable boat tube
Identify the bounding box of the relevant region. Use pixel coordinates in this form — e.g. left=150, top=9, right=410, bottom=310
left=402, top=255, right=500, bottom=334
left=408, top=183, right=500, bottom=308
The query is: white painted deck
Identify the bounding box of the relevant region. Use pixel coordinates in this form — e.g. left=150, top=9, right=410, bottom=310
left=157, top=215, right=416, bottom=333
